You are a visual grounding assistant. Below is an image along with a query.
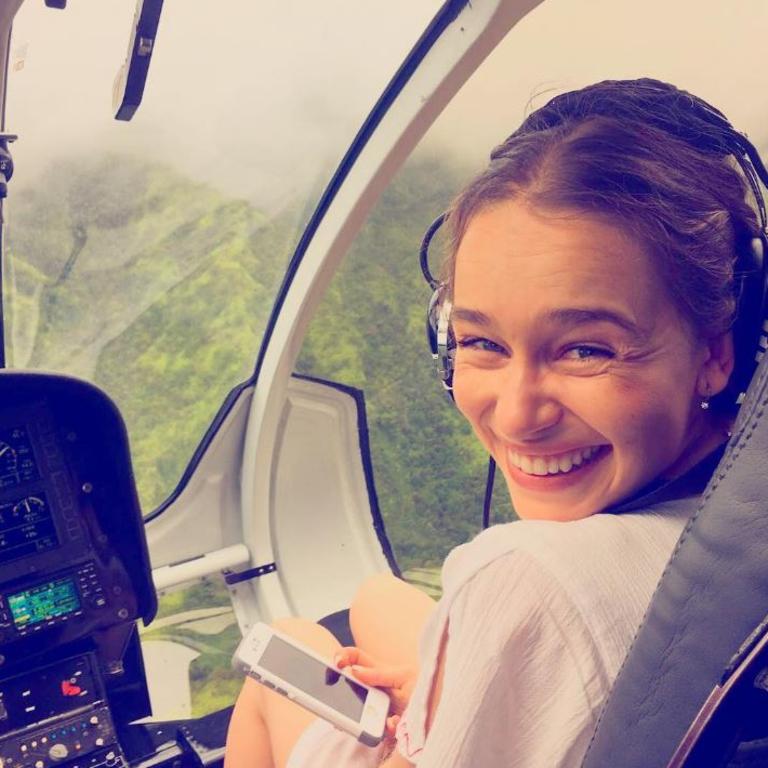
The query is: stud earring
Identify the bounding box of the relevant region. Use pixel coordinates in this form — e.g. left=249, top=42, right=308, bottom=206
left=700, top=384, right=710, bottom=411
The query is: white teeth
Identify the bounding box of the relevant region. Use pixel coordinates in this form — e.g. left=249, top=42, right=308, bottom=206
left=508, top=446, right=603, bottom=477
left=557, top=455, right=573, bottom=473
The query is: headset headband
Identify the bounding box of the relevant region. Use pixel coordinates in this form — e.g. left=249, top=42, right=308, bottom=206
left=422, top=78, right=768, bottom=404
left=504, top=79, right=768, bottom=231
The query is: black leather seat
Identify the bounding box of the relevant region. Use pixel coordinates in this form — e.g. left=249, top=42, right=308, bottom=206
left=583, top=351, right=768, bottom=767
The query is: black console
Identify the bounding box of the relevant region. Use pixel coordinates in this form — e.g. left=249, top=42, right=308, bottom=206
left=0, top=373, right=157, bottom=768
left=1, top=653, right=123, bottom=768
left=0, top=399, right=139, bottom=663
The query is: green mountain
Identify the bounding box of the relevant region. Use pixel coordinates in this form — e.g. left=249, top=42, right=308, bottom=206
left=5, top=154, right=293, bottom=508
left=5, top=151, right=514, bottom=571
left=296, top=153, right=515, bottom=568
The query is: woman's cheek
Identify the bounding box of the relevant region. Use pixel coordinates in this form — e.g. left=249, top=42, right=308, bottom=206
left=453, top=376, right=500, bottom=457
left=450, top=374, right=473, bottom=420
left=451, top=367, right=485, bottom=420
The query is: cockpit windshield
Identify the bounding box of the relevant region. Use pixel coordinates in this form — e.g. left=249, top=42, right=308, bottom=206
left=2, top=0, right=442, bottom=514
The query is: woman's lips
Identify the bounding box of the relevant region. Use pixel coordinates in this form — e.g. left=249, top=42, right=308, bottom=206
left=504, top=445, right=611, bottom=491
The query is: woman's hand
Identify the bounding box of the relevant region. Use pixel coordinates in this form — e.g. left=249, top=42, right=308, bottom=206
left=334, top=646, right=417, bottom=736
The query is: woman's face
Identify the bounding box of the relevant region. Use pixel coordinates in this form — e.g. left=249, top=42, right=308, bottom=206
left=451, top=199, right=726, bottom=522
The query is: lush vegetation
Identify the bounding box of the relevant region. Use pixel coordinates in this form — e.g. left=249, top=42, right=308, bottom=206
left=6, top=150, right=514, bottom=571
left=295, top=154, right=515, bottom=568
left=5, top=151, right=516, bottom=714
left=6, top=154, right=300, bottom=507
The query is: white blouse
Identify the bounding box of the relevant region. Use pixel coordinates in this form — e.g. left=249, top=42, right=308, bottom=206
left=397, top=498, right=695, bottom=766
left=286, top=495, right=697, bottom=768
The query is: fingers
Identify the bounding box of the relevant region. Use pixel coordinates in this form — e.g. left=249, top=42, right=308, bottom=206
left=385, top=714, right=400, bottom=738
left=348, top=664, right=405, bottom=689
left=333, top=646, right=377, bottom=669
left=332, top=648, right=415, bottom=716
left=348, top=665, right=413, bottom=715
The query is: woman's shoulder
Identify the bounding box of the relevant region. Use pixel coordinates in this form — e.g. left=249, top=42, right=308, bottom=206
left=444, top=496, right=693, bottom=591
left=438, top=496, right=695, bottom=679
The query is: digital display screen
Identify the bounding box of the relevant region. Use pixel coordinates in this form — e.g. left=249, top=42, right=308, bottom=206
left=0, top=492, right=59, bottom=566
left=0, top=426, right=39, bottom=491
left=0, top=655, right=96, bottom=736
left=259, top=636, right=368, bottom=721
left=7, top=577, right=80, bottom=630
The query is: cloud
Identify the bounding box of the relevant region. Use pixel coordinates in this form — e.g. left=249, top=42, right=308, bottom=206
left=423, top=0, right=768, bottom=166
left=8, top=0, right=441, bottom=207
left=8, top=0, right=768, bottom=208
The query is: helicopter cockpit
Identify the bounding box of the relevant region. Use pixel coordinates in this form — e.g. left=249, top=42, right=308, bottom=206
left=0, top=372, right=155, bottom=768
left=2, top=1, right=768, bottom=767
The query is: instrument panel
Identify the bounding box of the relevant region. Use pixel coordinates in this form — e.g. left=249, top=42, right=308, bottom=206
left=0, top=373, right=159, bottom=768
left=0, top=653, right=125, bottom=768
left=0, top=424, right=56, bottom=568
left=0, top=400, right=137, bottom=659
left=0, top=492, right=58, bottom=567
left=0, top=427, right=39, bottom=491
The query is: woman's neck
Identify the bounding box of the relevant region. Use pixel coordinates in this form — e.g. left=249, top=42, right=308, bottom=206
left=662, top=412, right=732, bottom=481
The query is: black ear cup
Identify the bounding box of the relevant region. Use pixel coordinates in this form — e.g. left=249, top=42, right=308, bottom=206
left=421, top=213, right=456, bottom=399
left=730, top=235, right=768, bottom=404
left=426, top=285, right=454, bottom=396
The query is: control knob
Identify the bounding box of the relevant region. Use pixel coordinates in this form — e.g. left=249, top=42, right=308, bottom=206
left=48, top=744, right=69, bottom=761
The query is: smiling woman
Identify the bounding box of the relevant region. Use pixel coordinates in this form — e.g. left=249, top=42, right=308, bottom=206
left=450, top=199, right=732, bottom=521
left=225, top=78, right=766, bottom=768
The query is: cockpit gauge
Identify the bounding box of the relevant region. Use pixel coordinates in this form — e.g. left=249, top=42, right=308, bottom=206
left=0, top=440, right=17, bottom=476
left=13, top=495, right=46, bottom=517
left=0, top=492, right=58, bottom=566
left=0, top=427, right=39, bottom=490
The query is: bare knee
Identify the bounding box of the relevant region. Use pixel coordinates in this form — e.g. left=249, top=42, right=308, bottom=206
left=351, top=572, right=404, bottom=610
left=351, top=572, right=434, bottom=624
left=270, top=616, right=341, bottom=658
left=350, top=572, right=435, bottom=666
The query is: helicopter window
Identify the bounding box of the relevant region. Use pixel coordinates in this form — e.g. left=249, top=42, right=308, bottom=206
left=1, top=0, right=442, bottom=516
left=139, top=575, right=242, bottom=720
left=294, top=0, right=768, bottom=581
left=295, top=155, right=516, bottom=587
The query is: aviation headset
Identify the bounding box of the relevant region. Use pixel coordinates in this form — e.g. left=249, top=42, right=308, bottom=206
left=421, top=79, right=768, bottom=411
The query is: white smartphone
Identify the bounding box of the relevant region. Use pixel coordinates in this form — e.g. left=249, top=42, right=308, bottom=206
left=232, top=622, right=390, bottom=746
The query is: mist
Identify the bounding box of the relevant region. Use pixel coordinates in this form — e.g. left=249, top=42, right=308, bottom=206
left=7, top=0, right=768, bottom=210
left=7, top=0, right=441, bottom=209
left=426, top=0, right=768, bottom=170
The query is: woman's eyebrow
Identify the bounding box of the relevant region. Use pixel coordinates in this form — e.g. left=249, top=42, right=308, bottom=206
left=544, top=307, right=644, bottom=337
left=451, top=306, right=645, bottom=337
left=451, top=307, right=491, bottom=325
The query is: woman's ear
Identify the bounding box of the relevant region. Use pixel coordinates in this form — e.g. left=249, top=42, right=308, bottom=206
left=697, top=332, right=735, bottom=398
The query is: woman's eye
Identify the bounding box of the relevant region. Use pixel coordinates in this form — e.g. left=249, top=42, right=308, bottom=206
left=561, top=345, right=613, bottom=362
left=456, top=336, right=506, bottom=354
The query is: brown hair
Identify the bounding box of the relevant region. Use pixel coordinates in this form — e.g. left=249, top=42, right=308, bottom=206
left=443, top=80, right=762, bottom=406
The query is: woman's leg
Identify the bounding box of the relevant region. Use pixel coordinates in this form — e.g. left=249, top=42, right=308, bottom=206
left=350, top=573, right=436, bottom=668
left=225, top=577, right=435, bottom=768
left=224, top=617, right=342, bottom=768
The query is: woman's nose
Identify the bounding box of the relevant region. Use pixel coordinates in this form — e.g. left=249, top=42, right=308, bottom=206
left=491, top=362, right=563, bottom=441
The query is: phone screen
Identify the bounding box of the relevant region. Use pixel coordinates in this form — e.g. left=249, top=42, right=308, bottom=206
left=260, top=635, right=369, bottom=720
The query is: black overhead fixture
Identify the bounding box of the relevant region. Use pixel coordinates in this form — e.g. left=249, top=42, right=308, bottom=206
left=113, top=0, right=164, bottom=121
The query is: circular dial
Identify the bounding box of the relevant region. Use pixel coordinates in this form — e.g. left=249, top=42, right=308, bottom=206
left=12, top=495, right=46, bottom=517
left=0, top=441, right=17, bottom=478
